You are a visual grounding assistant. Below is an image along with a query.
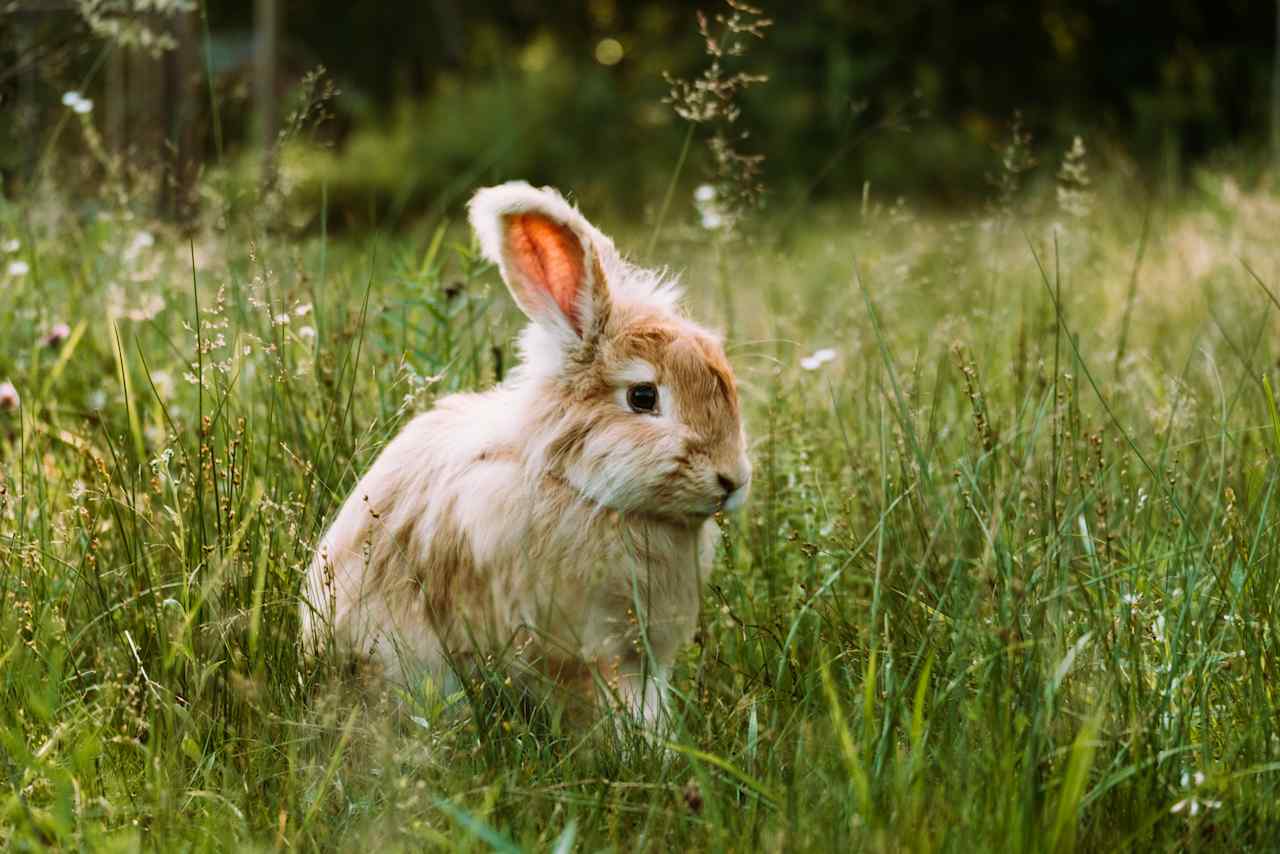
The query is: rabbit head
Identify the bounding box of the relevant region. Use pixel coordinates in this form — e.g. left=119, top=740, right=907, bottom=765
left=469, top=181, right=751, bottom=520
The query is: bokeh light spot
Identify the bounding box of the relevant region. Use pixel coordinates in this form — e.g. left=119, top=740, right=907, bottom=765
left=595, top=38, right=624, bottom=66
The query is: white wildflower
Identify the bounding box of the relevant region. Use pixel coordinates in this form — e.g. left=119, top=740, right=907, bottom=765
left=272, top=312, right=291, bottom=326
left=108, top=284, right=166, bottom=321
left=1170, top=798, right=1222, bottom=817
left=144, top=423, right=165, bottom=447
left=801, top=348, right=838, bottom=371
left=125, top=231, right=155, bottom=260
left=126, top=293, right=165, bottom=321
left=62, top=91, right=93, bottom=114
left=694, top=184, right=727, bottom=231
left=7, top=260, right=29, bottom=277
left=150, top=370, right=174, bottom=400
left=1153, top=614, right=1166, bottom=643
left=1171, top=771, right=1221, bottom=817
left=1, top=239, right=19, bottom=253
left=293, top=302, right=312, bottom=317
left=298, top=325, right=316, bottom=340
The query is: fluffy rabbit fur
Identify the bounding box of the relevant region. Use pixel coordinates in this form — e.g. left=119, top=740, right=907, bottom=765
left=301, top=182, right=751, bottom=725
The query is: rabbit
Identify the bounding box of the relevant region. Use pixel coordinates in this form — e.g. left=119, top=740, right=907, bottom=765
left=300, top=181, right=751, bottom=726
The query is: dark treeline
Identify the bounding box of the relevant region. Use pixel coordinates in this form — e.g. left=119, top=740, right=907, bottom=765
left=3, top=1, right=1277, bottom=218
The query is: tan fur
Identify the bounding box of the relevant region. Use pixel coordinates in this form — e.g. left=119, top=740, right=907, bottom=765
left=301, top=182, right=750, bottom=726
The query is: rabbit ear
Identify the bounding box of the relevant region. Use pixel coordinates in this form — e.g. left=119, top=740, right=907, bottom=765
left=469, top=182, right=611, bottom=341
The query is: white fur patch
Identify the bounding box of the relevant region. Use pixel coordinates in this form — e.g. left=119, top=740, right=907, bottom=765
left=612, top=359, right=657, bottom=386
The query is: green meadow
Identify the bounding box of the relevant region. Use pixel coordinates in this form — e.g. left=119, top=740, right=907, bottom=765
left=2, top=156, right=1280, bottom=852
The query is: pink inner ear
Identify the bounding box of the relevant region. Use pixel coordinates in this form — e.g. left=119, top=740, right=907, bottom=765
left=505, top=213, right=585, bottom=332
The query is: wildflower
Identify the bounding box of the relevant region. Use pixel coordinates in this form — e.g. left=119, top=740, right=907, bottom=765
left=1152, top=614, right=1166, bottom=643
left=43, top=322, right=71, bottom=348
left=62, top=91, right=93, bottom=114
left=694, top=185, right=726, bottom=231
left=0, top=381, right=19, bottom=411
left=800, top=347, right=837, bottom=371
left=7, top=260, right=29, bottom=277
left=272, top=312, right=291, bottom=326
left=700, top=208, right=725, bottom=231
left=1171, top=797, right=1222, bottom=817
left=108, top=284, right=166, bottom=321
left=1171, top=771, right=1222, bottom=816
left=293, top=302, right=313, bottom=317
left=125, top=231, right=154, bottom=260
left=298, top=325, right=317, bottom=340
left=1, top=239, right=19, bottom=253
left=150, top=370, right=174, bottom=400
left=144, top=424, right=165, bottom=447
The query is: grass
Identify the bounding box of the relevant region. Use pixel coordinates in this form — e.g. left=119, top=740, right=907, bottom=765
left=1, top=166, right=1280, bottom=852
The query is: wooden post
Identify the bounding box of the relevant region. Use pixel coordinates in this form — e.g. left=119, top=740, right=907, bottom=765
left=127, top=26, right=164, bottom=196
left=106, top=46, right=127, bottom=161
left=166, top=6, right=199, bottom=222
left=254, top=0, right=280, bottom=182
left=1273, top=0, right=1280, bottom=170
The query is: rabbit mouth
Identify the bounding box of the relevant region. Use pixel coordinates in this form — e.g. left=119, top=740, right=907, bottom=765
left=721, top=486, right=748, bottom=513
left=541, top=467, right=716, bottom=523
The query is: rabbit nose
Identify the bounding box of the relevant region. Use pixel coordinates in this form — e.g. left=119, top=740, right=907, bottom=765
left=717, top=474, right=738, bottom=495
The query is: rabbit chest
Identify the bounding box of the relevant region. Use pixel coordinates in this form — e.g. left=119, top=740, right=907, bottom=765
left=310, top=430, right=719, bottom=680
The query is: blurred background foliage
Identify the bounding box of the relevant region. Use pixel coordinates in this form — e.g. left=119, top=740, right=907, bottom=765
left=1, top=0, right=1277, bottom=228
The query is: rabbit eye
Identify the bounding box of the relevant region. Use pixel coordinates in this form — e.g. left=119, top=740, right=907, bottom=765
left=627, top=383, right=659, bottom=414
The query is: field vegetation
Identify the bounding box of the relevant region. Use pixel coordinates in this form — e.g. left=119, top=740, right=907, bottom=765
left=4, top=133, right=1280, bottom=850
left=4, top=3, right=1280, bottom=849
